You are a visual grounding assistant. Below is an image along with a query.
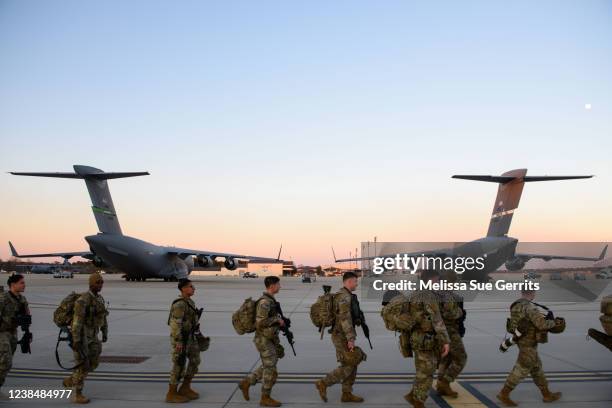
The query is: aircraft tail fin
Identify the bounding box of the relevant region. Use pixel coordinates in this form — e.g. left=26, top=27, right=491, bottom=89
left=10, top=165, right=149, bottom=235
left=453, top=170, right=593, bottom=237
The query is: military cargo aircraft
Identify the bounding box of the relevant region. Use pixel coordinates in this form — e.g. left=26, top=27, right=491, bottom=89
left=8, top=165, right=281, bottom=281
left=334, top=169, right=607, bottom=281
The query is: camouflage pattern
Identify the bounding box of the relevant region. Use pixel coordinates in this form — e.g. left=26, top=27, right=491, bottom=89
left=437, top=290, right=467, bottom=383
left=408, top=289, right=449, bottom=403
left=0, top=292, right=28, bottom=387
left=503, top=298, right=556, bottom=390
left=246, top=293, right=283, bottom=395
left=169, top=296, right=201, bottom=384
left=70, top=291, right=108, bottom=392
left=322, top=288, right=363, bottom=393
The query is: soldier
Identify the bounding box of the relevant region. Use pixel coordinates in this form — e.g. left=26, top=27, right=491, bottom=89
left=497, top=288, right=561, bottom=406
left=436, top=270, right=467, bottom=398
left=0, top=274, right=30, bottom=399
left=315, top=271, right=365, bottom=403
left=405, top=269, right=450, bottom=408
left=166, top=278, right=202, bottom=403
left=65, top=272, right=108, bottom=404
left=239, top=276, right=285, bottom=407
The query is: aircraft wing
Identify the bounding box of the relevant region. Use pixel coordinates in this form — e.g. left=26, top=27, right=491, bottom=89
left=8, top=241, right=93, bottom=260
left=334, top=248, right=453, bottom=263
left=164, top=246, right=282, bottom=262
left=515, top=245, right=608, bottom=263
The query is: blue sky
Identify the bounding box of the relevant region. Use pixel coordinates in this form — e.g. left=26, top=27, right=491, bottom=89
left=1, top=1, right=611, bottom=265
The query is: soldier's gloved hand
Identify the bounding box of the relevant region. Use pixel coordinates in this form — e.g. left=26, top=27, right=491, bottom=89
left=441, top=343, right=450, bottom=358
left=278, top=318, right=285, bottom=328
left=347, top=340, right=355, bottom=351
left=102, top=333, right=108, bottom=343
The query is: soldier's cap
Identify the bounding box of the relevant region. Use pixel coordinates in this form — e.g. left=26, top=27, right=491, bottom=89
left=178, top=278, right=192, bottom=290
left=89, top=272, right=104, bottom=285
left=382, top=290, right=403, bottom=305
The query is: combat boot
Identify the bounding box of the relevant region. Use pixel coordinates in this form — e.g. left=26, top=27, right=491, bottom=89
left=63, top=376, right=73, bottom=388
left=540, top=386, right=562, bottom=403
left=436, top=379, right=458, bottom=398
left=178, top=376, right=199, bottom=400
left=496, top=385, right=518, bottom=407
left=71, top=390, right=90, bottom=404
left=404, top=391, right=424, bottom=408
left=239, top=378, right=251, bottom=401
left=341, top=392, right=364, bottom=402
left=165, top=384, right=189, bottom=403
left=260, top=392, right=282, bottom=407
left=315, top=380, right=327, bottom=402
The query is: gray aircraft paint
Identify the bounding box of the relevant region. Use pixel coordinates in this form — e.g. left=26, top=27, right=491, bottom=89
left=336, top=169, right=606, bottom=281
left=9, top=165, right=280, bottom=281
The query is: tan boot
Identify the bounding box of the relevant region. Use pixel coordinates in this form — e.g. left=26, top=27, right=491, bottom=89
left=497, top=385, right=518, bottom=407
left=178, top=376, right=199, bottom=400
left=63, top=376, right=73, bottom=388
left=165, top=384, right=189, bottom=403
left=540, top=386, right=562, bottom=403
left=260, top=393, right=282, bottom=407
left=239, top=378, right=251, bottom=401
left=71, top=390, right=90, bottom=404
left=341, top=392, right=364, bottom=402
left=403, top=391, right=424, bottom=408
left=436, top=379, right=459, bottom=398
left=315, top=380, right=328, bottom=402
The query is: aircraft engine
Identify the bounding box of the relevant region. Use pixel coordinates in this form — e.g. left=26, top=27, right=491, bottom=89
left=505, top=256, right=526, bottom=271
left=92, top=256, right=106, bottom=268
left=224, top=257, right=238, bottom=270
left=196, top=255, right=215, bottom=268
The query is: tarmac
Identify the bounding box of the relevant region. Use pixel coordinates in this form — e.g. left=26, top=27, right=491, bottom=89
left=1, top=274, right=611, bottom=407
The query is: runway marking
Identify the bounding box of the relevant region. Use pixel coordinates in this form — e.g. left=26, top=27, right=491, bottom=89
left=440, top=382, right=487, bottom=407
left=9, top=369, right=612, bottom=384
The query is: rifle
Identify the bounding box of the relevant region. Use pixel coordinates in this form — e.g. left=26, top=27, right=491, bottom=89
left=350, top=294, right=373, bottom=349
left=15, top=313, right=32, bottom=354
left=12, top=295, right=32, bottom=354
left=276, top=302, right=296, bottom=356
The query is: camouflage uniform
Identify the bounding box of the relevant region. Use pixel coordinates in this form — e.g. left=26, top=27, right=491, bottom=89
left=408, top=289, right=450, bottom=403
left=321, top=287, right=364, bottom=393
left=246, top=293, right=284, bottom=395
left=0, top=291, right=29, bottom=389
left=437, top=290, right=466, bottom=384
left=70, top=291, right=108, bottom=392
left=169, top=296, right=201, bottom=384
left=502, top=299, right=555, bottom=391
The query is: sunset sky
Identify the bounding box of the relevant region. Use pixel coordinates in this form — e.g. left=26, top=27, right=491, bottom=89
left=1, top=1, right=611, bottom=266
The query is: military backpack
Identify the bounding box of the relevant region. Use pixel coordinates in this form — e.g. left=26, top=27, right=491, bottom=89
left=310, top=291, right=335, bottom=336
left=381, top=294, right=411, bottom=332
left=53, top=292, right=81, bottom=328
left=232, top=297, right=258, bottom=335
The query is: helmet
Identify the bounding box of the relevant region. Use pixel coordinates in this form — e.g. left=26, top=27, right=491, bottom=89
left=196, top=334, right=210, bottom=351
left=549, top=317, right=566, bottom=334
left=342, top=346, right=367, bottom=366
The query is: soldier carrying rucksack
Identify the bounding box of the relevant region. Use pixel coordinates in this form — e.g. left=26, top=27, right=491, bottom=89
left=54, top=273, right=108, bottom=404
left=237, top=276, right=286, bottom=407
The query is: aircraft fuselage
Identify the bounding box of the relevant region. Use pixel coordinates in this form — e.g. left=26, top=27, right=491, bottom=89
left=85, top=233, right=192, bottom=280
